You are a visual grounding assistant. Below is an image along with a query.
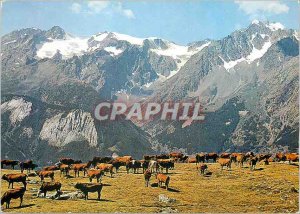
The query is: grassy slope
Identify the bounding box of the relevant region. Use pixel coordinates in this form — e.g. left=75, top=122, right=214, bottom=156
left=1, top=162, right=299, bottom=213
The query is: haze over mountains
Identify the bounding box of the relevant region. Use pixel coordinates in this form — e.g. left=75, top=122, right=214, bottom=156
left=1, top=20, right=299, bottom=163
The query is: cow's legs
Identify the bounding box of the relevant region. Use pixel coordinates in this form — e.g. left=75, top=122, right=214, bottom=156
left=20, top=196, right=23, bottom=207
left=97, top=190, right=101, bottom=200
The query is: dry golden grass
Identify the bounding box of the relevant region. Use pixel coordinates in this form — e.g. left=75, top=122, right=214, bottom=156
left=1, top=162, right=299, bottom=213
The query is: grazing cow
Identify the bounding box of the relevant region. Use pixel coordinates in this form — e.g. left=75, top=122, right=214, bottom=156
left=169, top=152, right=183, bottom=162
left=59, top=164, right=70, bottom=177
left=74, top=183, right=103, bottom=201
left=37, top=171, right=54, bottom=182
left=71, top=162, right=91, bottom=177
left=156, top=173, right=170, bottom=190
left=144, top=169, right=152, bottom=187
left=43, top=165, right=59, bottom=171
left=218, top=158, right=231, bottom=170
left=205, top=153, right=218, bottom=163
left=220, top=153, right=231, bottom=158
left=38, top=182, right=61, bottom=198
left=148, top=160, right=159, bottom=173
left=19, top=160, right=37, bottom=173
left=195, top=153, right=206, bottom=164
left=275, top=152, right=286, bottom=162
left=87, top=169, right=104, bottom=183
left=236, top=154, right=246, bottom=168
left=109, top=160, right=123, bottom=173
left=1, top=187, right=26, bottom=208
left=256, top=154, right=272, bottom=162
left=1, top=160, right=19, bottom=169
left=157, top=159, right=174, bottom=174
left=2, top=174, right=27, bottom=189
left=198, top=164, right=208, bottom=175
left=91, top=157, right=113, bottom=168
left=126, top=160, right=143, bottom=174
left=249, top=156, right=258, bottom=171
left=143, top=155, right=156, bottom=161
left=285, top=153, right=299, bottom=164
left=96, top=163, right=113, bottom=177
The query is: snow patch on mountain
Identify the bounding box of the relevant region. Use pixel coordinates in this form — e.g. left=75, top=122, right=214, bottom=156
left=1, top=98, right=32, bottom=124
left=104, top=46, right=123, bottom=56
left=36, top=36, right=89, bottom=59
left=266, top=22, right=285, bottom=31
left=93, top=32, right=109, bottom=42
left=112, top=32, right=144, bottom=45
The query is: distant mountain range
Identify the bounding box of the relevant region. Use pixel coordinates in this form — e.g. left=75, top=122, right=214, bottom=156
left=1, top=20, right=299, bottom=164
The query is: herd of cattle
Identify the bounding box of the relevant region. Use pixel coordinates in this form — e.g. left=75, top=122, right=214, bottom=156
left=1, top=151, right=299, bottom=209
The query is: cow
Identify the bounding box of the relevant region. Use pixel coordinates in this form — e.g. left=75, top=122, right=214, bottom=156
left=96, top=163, right=113, bottom=177
left=70, top=162, right=92, bottom=177
left=229, top=153, right=242, bottom=164
left=205, top=153, right=218, bottom=163
left=59, top=158, right=82, bottom=165
left=187, top=157, right=197, bottom=163
left=38, top=182, right=61, bottom=198
left=236, top=154, right=246, bottom=168
left=220, top=153, right=231, bottom=158
left=142, top=160, right=150, bottom=173
left=275, top=152, right=286, bottom=162
left=169, top=152, right=183, bottom=162
left=148, top=160, right=159, bottom=173
left=1, top=160, right=19, bottom=169
left=87, top=169, right=104, bottom=183
left=126, top=160, right=143, bottom=174
left=2, top=173, right=27, bottom=189
left=19, top=160, right=37, bottom=173
left=74, top=183, right=103, bottom=201
left=91, top=157, right=113, bottom=168
left=144, top=169, right=152, bottom=187
left=114, top=156, right=132, bottom=165
left=256, top=154, right=272, bottom=162
left=249, top=156, right=258, bottom=171
left=43, top=165, right=59, bottom=171
left=218, top=158, right=231, bottom=170
left=195, top=153, right=206, bottom=164
left=59, top=164, right=70, bottom=177
left=37, top=170, right=54, bottom=182
left=109, top=160, right=123, bottom=173
left=285, top=153, right=299, bottom=164
left=198, top=164, right=208, bottom=175
left=156, top=173, right=170, bottom=190
left=157, top=159, right=174, bottom=174
left=1, top=187, right=26, bottom=209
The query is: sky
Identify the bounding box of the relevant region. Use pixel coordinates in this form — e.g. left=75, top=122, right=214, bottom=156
left=1, top=0, right=299, bottom=45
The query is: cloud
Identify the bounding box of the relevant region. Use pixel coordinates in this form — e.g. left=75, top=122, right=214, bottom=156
left=235, top=1, right=289, bottom=19
left=70, top=3, right=82, bottom=14
left=70, top=2, right=135, bottom=19
left=87, top=1, right=109, bottom=14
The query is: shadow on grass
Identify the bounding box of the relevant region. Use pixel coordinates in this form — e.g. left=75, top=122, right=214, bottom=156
left=150, top=183, right=180, bottom=192
left=11, top=204, right=35, bottom=209
left=167, top=187, right=180, bottom=192
left=102, top=183, right=112, bottom=187
left=87, top=198, right=115, bottom=202
left=254, top=168, right=264, bottom=171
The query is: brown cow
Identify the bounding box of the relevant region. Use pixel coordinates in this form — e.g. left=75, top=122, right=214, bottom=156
left=286, top=153, right=299, bottom=164
left=1, top=187, right=26, bottom=208
left=115, top=156, right=132, bottom=164
left=236, top=154, right=246, bottom=167
left=87, top=169, right=104, bottom=183
left=91, top=157, right=113, bottom=168
left=220, top=153, right=231, bottom=158
left=1, top=160, right=19, bottom=169
left=38, top=182, right=61, bottom=198
left=275, top=152, right=286, bottom=162
left=205, top=153, right=218, bottom=162
left=198, top=164, right=208, bottom=175
left=156, top=173, right=170, bottom=190
left=218, top=158, right=231, bottom=170
left=20, top=160, right=37, bottom=173
left=187, top=157, right=197, bottom=163
left=169, top=152, right=183, bottom=162
left=2, top=173, right=27, bottom=189
left=74, top=183, right=103, bottom=200
left=144, top=169, right=152, bottom=187
left=59, top=164, right=70, bottom=177
left=195, top=153, right=206, bottom=164
left=71, top=162, right=91, bottom=177
left=43, top=165, right=59, bottom=171
left=37, top=170, right=54, bottom=182
left=96, top=163, right=113, bottom=177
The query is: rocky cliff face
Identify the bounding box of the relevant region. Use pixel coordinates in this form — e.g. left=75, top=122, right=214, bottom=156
left=1, top=20, right=298, bottom=162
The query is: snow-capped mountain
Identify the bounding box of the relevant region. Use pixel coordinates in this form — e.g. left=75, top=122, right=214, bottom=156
left=1, top=20, right=299, bottom=163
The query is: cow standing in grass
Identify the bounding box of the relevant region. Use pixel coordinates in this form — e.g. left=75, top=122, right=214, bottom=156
left=74, top=183, right=103, bottom=201
left=2, top=173, right=27, bottom=189
left=156, top=173, right=170, bottom=190
left=38, top=182, right=61, bottom=198
left=1, top=187, right=26, bottom=209
left=218, top=158, right=231, bottom=171
left=144, top=169, right=152, bottom=187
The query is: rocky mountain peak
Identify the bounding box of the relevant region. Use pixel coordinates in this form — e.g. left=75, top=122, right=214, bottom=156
left=45, top=26, right=67, bottom=39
